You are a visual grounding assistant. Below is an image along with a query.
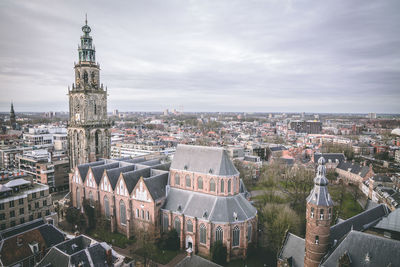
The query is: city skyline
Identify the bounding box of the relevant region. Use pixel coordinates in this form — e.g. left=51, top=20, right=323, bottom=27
left=1, top=0, right=399, bottom=113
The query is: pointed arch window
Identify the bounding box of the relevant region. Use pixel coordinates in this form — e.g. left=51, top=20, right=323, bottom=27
left=185, top=175, right=191, bottom=188
left=83, top=71, right=88, bottom=84
left=174, top=217, right=181, bottom=237
left=233, top=226, right=240, bottom=247
left=163, top=214, right=169, bottom=232
left=315, top=235, right=319, bottom=244
left=88, top=191, right=94, bottom=206
left=175, top=173, right=180, bottom=186
left=200, top=224, right=206, bottom=244
left=228, top=180, right=231, bottom=193
left=198, top=177, right=203, bottom=190
left=320, top=209, right=324, bottom=220
left=104, top=196, right=110, bottom=218
left=210, top=179, right=216, bottom=192
left=187, top=220, right=193, bottom=232
left=215, top=226, right=223, bottom=242
left=220, top=180, right=225, bottom=193
left=120, top=200, right=126, bottom=225
left=247, top=224, right=252, bottom=242
left=76, top=188, right=81, bottom=209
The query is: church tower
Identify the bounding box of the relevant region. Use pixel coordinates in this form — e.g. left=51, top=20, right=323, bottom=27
left=68, top=16, right=110, bottom=169
left=10, top=102, right=16, bottom=130
left=304, top=157, right=333, bottom=267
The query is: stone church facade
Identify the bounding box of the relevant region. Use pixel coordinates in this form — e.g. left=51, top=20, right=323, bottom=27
left=68, top=18, right=110, bottom=169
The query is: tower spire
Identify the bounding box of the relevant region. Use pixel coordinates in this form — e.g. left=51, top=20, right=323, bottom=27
left=85, top=13, right=87, bottom=25
left=304, top=157, right=333, bottom=267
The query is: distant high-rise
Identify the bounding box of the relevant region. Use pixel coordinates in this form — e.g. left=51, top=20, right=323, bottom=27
left=10, top=102, right=16, bottom=130
left=67, top=17, right=110, bottom=169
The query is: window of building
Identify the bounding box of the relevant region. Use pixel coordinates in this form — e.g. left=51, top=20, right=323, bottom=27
left=43, top=200, right=47, bottom=207
left=216, top=226, right=223, bottom=242
left=315, top=235, right=319, bottom=244
left=220, top=180, right=224, bottom=193
left=19, top=199, right=24, bottom=205
left=40, top=191, right=44, bottom=197
left=20, top=218, right=25, bottom=224
left=198, top=177, right=203, bottom=190
left=200, top=224, right=206, bottom=244
left=9, top=200, right=14, bottom=208
left=19, top=208, right=24, bottom=215
left=320, top=209, right=324, bottom=220
left=10, top=210, right=15, bottom=218
left=0, top=214, right=4, bottom=220
left=120, top=200, right=126, bottom=225
left=175, top=173, right=180, bottom=186
left=46, top=210, right=50, bottom=216
left=163, top=214, right=169, bottom=232
left=89, top=191, right=94, bottom=206
left=0, top=224, right=5, bottom=230
left=210, top=179, right=216, bottom=192
left=311, top=207, right=314, bottom=218
left=228, top=180, right=231, bottom=193
left=32, top=193, right=36, bottom=199
left=35, top=202, right=39, bottom=209
left=187, top=220, right=193, bottom=232
left=233, top=226, right=240, bottom=247
left=185, top=175, right=191, bottom=188
left=247, top=224, right=252, bottom=242
left=146, top=211, right=150, bottom=221
left=136, top=209, right=139, bottom=218
left=10, top=221, right=15, bottom=227
left=37, top=212, right=42, bottom=218
left=141, top=209, right=144, bottom=219
left=0, top=203, right=4, bottom=210
left=328, top=208, right=332, bottom=219
left=104, top=196, right=110, bottom=218
left=174, top=217, right=181, bottom=237
left=29, top=215, right=33, bottom=221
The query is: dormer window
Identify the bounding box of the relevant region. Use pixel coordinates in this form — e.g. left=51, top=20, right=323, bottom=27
left=184, top=165, right=188, bottom=170
left=203, top=211, right=208, bottom=219
left=233, top=211, right=238, bottom=221
left=209, top=168, right=213, bottom=174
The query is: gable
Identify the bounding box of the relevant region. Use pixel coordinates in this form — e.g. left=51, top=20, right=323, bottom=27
left=131, top=178, right=153, bottom=203
left=73, top=168, right=82, bottom=185
left=116, top=176, right=128, bottom=197
left=100, top=173, right=112, bottom=193
left=85, top=169, right=97, bottom=189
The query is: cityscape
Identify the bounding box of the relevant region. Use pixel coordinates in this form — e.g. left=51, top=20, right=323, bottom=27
left=1, top=1, right=400, bottom=267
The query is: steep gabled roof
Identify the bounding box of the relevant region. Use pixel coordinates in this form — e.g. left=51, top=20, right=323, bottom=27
left=77, top=161, right=104, bottom=182
left=314, top=153, right=345, bottom=164
left=144, top=173, right=168, bottom=201
left=278, top=232, right=305, bottom=267
left=321, top=231, right=400, bottom=267
left=90, top=162, right=120, bottom=185
left=171, top=144, right=239, bottom=176
left=336, top=162, right=370, bottom=177
left=330, top=204, right=389, bottom=244
left=105, top=164, right=136, bottom=190
left=122, top=167, right=151, bottom=193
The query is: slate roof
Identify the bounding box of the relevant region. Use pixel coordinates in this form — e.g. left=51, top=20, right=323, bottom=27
left=278, top=233, right=305, bottom=267
left=38, top=235, right=117, bottom=267
left=372, top=174, right=392, bottom=183
left=171, top=144, right=239, bottom=176
left=77, top=161, right=104, bottom=182
left=144, top=173, right=169, bottom=201
left=0, top=219, right=45, bottom=239
left=314, top=153, right=345, bottom=164
left=0, top=220, right=65, bottom=266
left=105, top=164, right=136, bottom=189
left=336, top=162, right=370, bottom=178
left=330, top=204, right=389, bottom=244
left=321, top=231, right=400, bottom=267
left=122, top=167, right=151, bottom=193
left=270, top=145, right=287, bottom=152
left=374, top=207, right=400, bottom=233
left=175, top=254, right=222, bottom=267
left=90, top=162, right=120, bottom=184
left=163, top=188, right=257, bottom=223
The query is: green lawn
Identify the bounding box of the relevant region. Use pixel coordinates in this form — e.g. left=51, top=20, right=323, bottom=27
left=328, top=185, right=364, bottom=219
left=89, top=228, right=134, bottom=248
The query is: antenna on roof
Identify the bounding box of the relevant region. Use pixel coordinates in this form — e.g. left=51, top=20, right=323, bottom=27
left=85, top=13, right=88, bottom=25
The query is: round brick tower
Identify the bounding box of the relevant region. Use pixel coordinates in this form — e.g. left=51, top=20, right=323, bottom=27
left=304, top=157, right=333, bottom=267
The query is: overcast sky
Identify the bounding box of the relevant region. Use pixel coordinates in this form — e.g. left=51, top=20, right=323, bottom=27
left=0, top=0, right=399, bottom=113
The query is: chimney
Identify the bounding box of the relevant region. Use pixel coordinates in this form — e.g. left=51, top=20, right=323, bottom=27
left=106, top=249, right=113, bottom=265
